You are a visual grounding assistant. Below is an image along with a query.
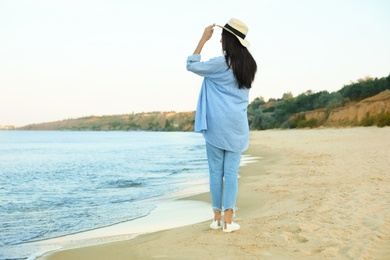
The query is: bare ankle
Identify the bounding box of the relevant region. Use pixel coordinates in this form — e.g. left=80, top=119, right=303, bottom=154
left=224, top=209, right=234, bottom=224
left=213, top=210, right=222, bottom=221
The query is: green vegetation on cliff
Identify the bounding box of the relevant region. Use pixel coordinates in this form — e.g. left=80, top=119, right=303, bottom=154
left=248, top=74, right=390, bottom=129
left=19, top=111, right=195, bottom=131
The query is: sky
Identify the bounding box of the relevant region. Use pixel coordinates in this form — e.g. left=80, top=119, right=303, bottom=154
left=1, top=0, right=389, bottom=127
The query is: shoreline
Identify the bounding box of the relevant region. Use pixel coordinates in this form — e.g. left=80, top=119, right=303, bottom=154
left=29, top=154, right=259, bottom=259
left=37, top=133, right=271, bottom=260
left=5, top=175, right=212, bottom=260
left=29, top=200, right=212, bottom=259
left=40, top=127, right=390, bottom=259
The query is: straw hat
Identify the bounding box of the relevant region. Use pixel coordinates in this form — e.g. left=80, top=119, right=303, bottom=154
left=217, top=18, right=250, bottom=47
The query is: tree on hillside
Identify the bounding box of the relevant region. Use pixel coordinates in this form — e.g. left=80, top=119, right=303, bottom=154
left=338, top=74, right=390, bottom=101
left=357, top=75, right=373, bottom=83
left=282, top=92, right=293, bottom=100
left=247, top=96, right=265, bottom=114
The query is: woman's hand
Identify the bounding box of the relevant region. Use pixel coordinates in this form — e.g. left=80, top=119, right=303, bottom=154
left=201, top=24, right=215, bottom=42
left=193, top=23, right=215, bottom=55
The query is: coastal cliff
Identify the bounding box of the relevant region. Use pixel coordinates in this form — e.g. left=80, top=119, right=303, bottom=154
left=327, top=90, right=390, bottom=125
left=296, top=90, right=390, bottom=127
left=18, top=111, right=195, bottom=131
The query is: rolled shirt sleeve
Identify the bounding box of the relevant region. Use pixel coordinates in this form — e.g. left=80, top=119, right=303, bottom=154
left=186, top=54, right=226, bottom=77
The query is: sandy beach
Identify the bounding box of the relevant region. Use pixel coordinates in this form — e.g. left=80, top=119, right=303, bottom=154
left=39, top=127, right=390, bottom=259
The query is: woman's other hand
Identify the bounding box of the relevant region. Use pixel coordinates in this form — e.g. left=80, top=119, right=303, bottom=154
left=193, top=23, right=215, bottom=55
left=201, top=24, right=215, bottom=42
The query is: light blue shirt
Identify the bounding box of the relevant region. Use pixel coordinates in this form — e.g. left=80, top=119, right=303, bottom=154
left=186, top=54, right=249, bottom=153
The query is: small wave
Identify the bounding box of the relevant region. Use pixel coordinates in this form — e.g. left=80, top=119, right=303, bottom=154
left=188, top=144, right=205, bottom=151
left=110, top=198, right=135, bottom=204
left=27, top=246, right=63, bottom=260
left=102, top=180, right=142, bottom=189
left=169, top=168, right=193, bottom=175
left=240, top=155, right=261, bottom=166
left=150, top=168, right=170, bottom=174
left=187, top=158, right=207, bottom=163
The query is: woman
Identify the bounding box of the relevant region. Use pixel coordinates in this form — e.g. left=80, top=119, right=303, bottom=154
left=186, top=18, right=257, bottom=233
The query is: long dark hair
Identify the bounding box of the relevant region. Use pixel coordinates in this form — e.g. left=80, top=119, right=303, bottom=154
left=222, top=29, right=257, bottom=89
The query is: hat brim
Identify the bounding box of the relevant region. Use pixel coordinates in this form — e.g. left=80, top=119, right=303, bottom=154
left=216, top=24, right=250, bottom=48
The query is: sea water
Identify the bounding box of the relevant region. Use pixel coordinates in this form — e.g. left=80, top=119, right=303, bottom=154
left=0, top=131, right=210, bottom=259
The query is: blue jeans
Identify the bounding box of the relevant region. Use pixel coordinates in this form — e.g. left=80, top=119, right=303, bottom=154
left=206, top=142, right=241, bottom=212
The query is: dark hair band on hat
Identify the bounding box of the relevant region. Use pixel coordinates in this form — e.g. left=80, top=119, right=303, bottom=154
left=224, top=23, right=246, bottom=39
